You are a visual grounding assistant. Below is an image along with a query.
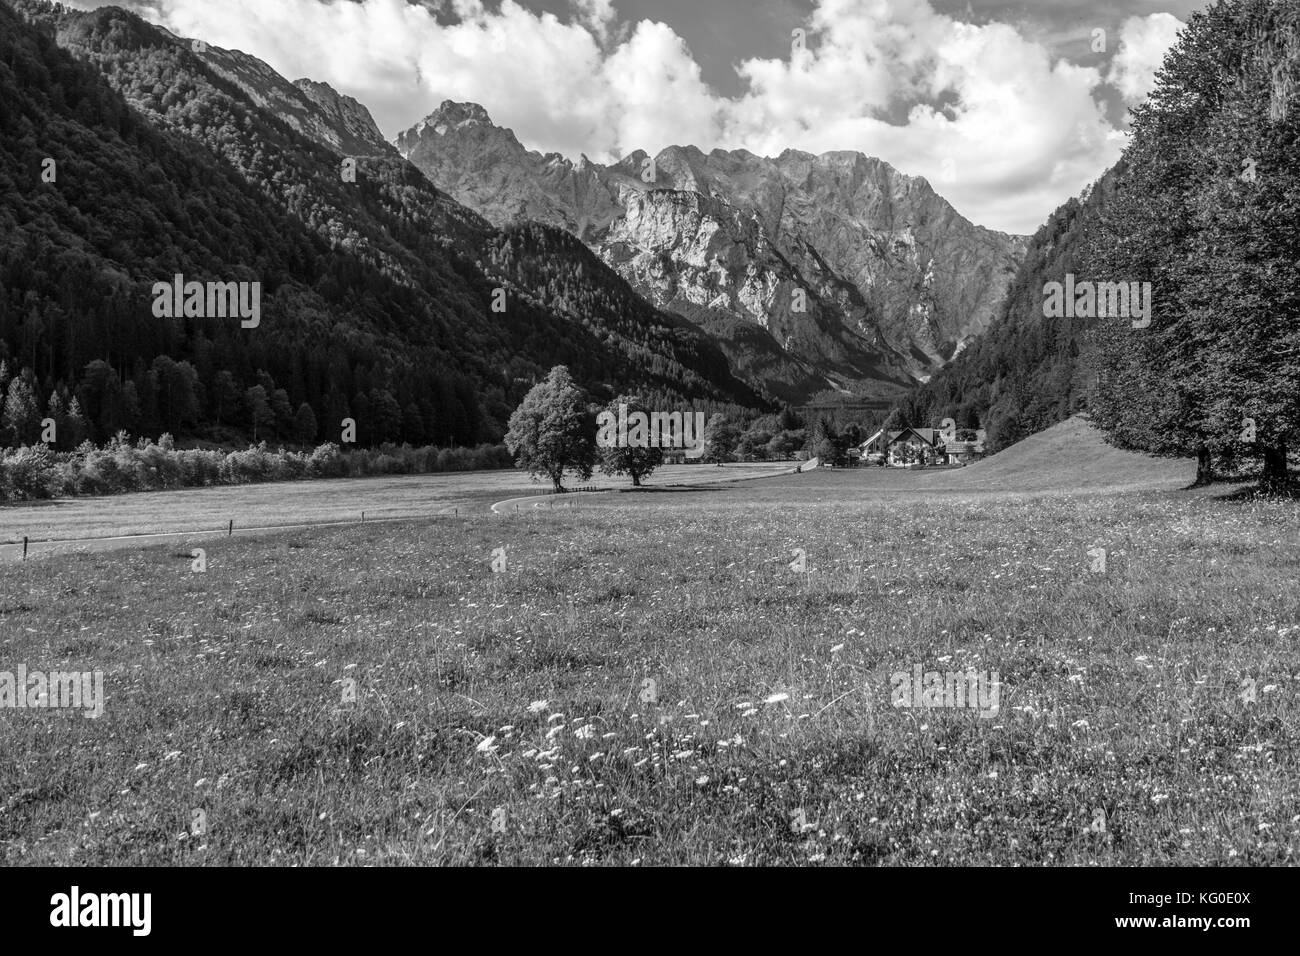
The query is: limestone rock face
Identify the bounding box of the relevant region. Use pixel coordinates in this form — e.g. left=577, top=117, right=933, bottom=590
left=291, top=78, right=396, bottom=158
left=397, top=101, right=1025, bottom=400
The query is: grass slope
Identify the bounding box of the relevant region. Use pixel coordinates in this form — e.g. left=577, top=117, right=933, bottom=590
left=923, top=416, right=1195, bottom=493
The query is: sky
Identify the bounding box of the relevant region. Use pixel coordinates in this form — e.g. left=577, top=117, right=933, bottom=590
left=74, top=0, right=1211, bottom=234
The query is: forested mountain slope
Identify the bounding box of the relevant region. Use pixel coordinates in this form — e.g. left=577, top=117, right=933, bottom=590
left=0, top=0, right=762, bottom=453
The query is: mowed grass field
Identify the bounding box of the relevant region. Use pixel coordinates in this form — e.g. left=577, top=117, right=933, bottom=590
left=0, top=462, right=790, bottom=547
left=0, top=420, right=1296, bottom=866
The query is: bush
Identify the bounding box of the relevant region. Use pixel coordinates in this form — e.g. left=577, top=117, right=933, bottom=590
left=1, top=445, right=57, bottom=500
left=0, top=437, right=514, bottom=502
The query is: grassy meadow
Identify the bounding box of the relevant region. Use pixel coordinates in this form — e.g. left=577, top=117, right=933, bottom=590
left=0, top=462, right=790, bottom=552
left=1, top=459, right=1297, bottom=865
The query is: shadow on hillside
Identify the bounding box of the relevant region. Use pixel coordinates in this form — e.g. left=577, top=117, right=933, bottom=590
left=1212, top=481, right=1300, bottom=502
left=626, top=484, right=730, bottom=494
left=0, top=498, right=69, bottom=511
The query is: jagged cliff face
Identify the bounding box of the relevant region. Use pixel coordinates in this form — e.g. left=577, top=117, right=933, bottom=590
left=601, top=186, right=912, bottom=400
left=652, top=145, right=1027, bottom=373
left=193, top=46, right=396, bottom=158
left=396, top=102, right=1025, bottom=396
left=291, top=79, right=396, bottom=158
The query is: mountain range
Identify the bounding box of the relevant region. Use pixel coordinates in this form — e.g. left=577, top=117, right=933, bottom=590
left=397, top=100, right=1027, bottom=400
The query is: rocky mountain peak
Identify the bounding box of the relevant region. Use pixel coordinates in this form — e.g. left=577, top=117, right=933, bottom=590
left=410, top=100, right=494, bottom=135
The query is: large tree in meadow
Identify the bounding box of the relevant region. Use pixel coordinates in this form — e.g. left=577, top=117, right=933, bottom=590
left=596, top=394, right=663, bottom=487
left=703, top=413, right=741, bottom=465
left=505, top=366, right=596, bottom=492
left=1085, top=0, right=1300, bottom=490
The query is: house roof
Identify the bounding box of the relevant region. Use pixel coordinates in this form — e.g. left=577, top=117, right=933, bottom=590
left=860, top=426, right=940, bottom=450
left=859, top=428, right=885, bottom=450
left=889, top=427, right=939, bottom=447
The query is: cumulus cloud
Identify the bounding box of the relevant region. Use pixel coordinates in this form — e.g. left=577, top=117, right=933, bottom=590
left=1107, top=13, right=1185, bottom=105
left=78, top=0, right=1184, bottom=235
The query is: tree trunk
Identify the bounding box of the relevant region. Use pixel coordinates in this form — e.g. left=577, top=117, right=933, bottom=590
left=631, top=472, right=640, bottom=487
left=1261, top=440, right=1290, bottom=494
left=551, top=472, right=564, bottom=493
left=1192, top=444, right=1215, bottom=487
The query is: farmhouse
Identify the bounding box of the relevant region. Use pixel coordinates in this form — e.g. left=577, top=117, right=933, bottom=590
left=859, top=427, right=942, bottom=466
left=859, top=427, right=986, bottom=467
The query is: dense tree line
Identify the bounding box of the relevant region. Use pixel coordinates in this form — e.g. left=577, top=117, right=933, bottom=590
left=1083, top=0, right=1299, bottom=489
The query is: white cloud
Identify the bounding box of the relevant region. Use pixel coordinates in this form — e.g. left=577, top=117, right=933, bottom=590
left=570, top=0, right=618, bottom=44
left=1108, top=13, right=1185, bottom=105
left=88, top=0, right=1185, bottom=234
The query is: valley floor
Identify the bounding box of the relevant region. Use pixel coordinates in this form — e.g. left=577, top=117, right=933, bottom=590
left=0, top=455, right=1296, bottom=865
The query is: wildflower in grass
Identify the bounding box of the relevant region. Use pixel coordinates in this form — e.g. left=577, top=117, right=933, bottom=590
left=695, top=776, right=709, bottom=786
left=573, top=725, right=594, bottom=740
left=476, top=736, right=498, bottom=754
left=528, top=700, right=548, bottom=714
left=764, top=692, right=789, bottom=704
left=741, top=708, right=758, bottom=717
